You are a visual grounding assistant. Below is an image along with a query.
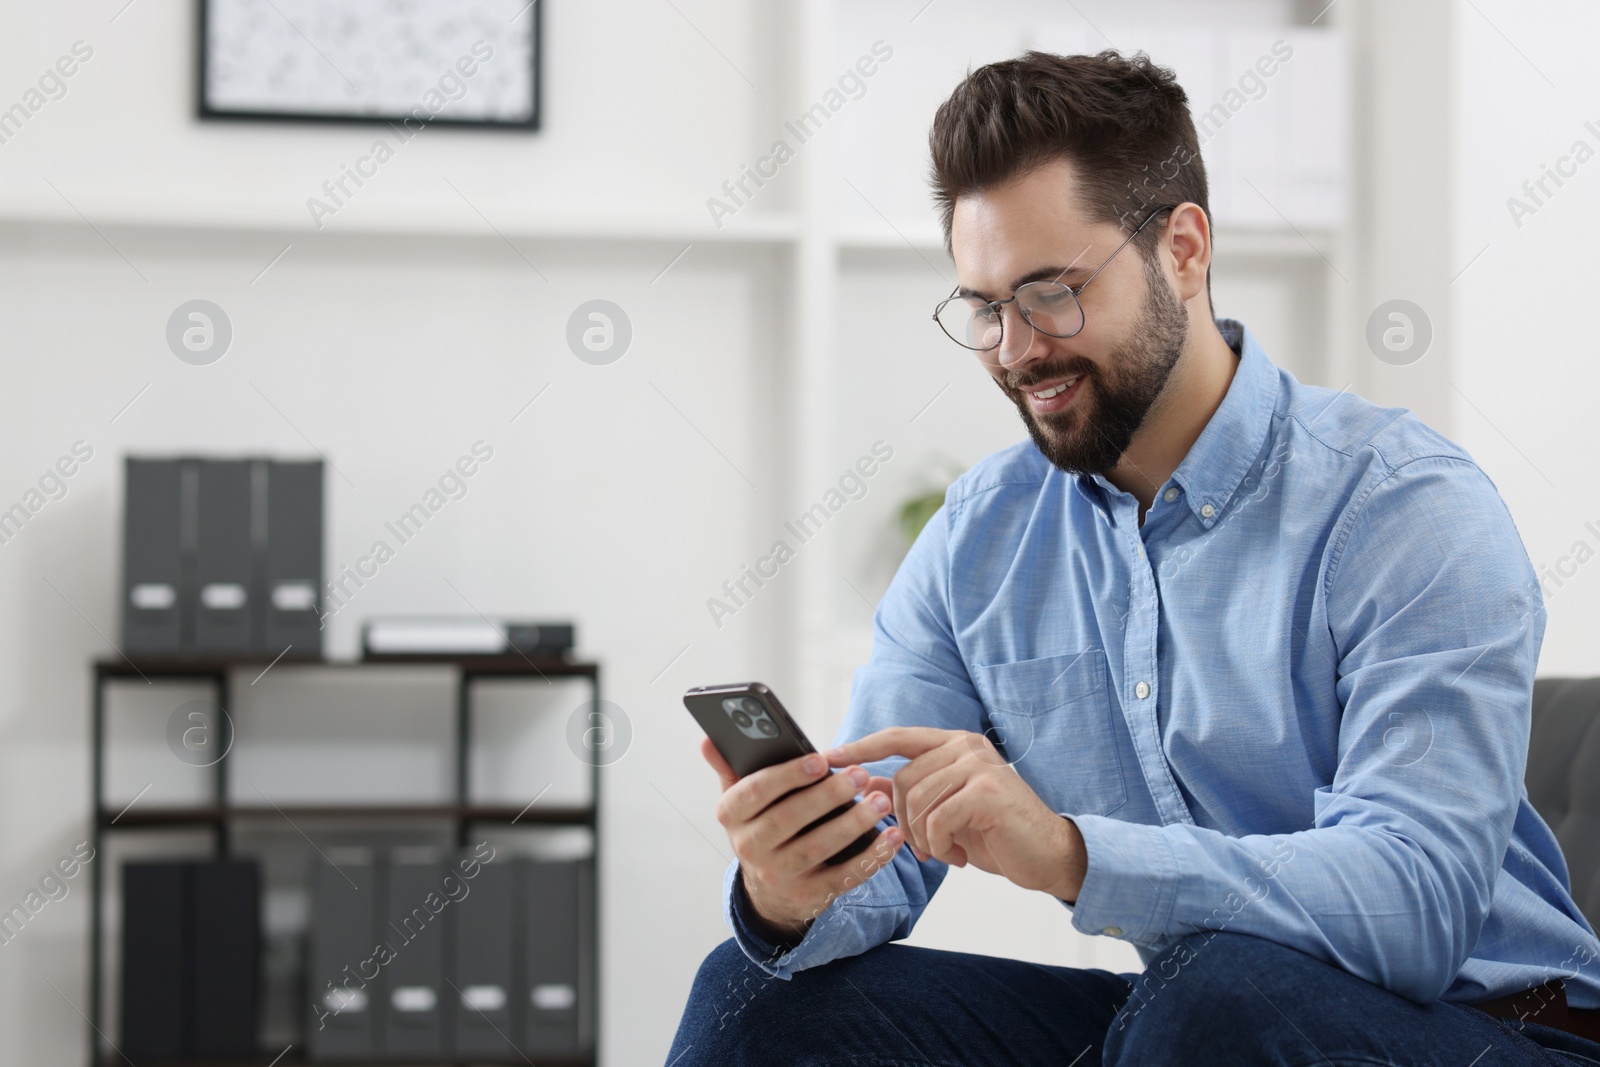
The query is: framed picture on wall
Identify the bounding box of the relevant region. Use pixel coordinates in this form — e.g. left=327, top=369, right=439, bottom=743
left=198, top=0, right=540, bottom=129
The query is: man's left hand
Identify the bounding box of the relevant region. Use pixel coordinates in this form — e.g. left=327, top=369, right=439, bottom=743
left=824, top=726, right=1087, bottom=902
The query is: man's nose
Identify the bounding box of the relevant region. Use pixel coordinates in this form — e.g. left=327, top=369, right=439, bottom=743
left=995, top=304, right=1047, bottom=369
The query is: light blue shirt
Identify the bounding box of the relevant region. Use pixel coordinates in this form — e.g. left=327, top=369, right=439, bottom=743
left=722, top=318, right=1600, bottom=1008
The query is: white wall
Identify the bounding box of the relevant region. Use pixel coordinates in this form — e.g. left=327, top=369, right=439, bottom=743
left=0, top=3, right=791, bottom=1064
left=0, top=0, right=782, bottom=226
left=1453, top=0, right=1600, bottom=676
left=0, top=0, right=1428, bottom=1064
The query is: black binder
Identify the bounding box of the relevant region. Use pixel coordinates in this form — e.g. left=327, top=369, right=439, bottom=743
left=307, top=852, right=376, bottom=1060
left=121, top=862, right=190, bottom=1058
left=449, top=854, right=516, bottom=1058
left=192, top=861, right=260, bottom=1057
left=194, top=459, right=254, bottom=652
left=122, top=459, right=186, bottom=653
left=379, top=854, right=446, bottom=1059
left=522, top=857, right=594, bottom=1057
left=262, top=460, right=323, bottom=656
left=120, top=859, right=260, bottom=1059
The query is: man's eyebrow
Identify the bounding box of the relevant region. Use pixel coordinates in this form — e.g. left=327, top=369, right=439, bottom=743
left=953, top=262, right=1094, bottom=302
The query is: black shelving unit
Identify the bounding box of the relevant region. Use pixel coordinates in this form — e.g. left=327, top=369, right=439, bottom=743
left=89, top=652, right=601, bottom=1067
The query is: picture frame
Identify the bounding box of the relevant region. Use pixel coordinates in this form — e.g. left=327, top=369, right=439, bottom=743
left=197, top=0, right=541, bottom=130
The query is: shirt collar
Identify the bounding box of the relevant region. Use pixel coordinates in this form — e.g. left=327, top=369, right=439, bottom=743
left=1072, top=318, right=1277, bottom=531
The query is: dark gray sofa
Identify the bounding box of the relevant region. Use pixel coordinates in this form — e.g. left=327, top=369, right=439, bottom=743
left=1528, top=677, right=1600, bottom=932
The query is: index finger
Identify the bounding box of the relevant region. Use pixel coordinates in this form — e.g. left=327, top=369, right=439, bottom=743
left=823, top=726, right=957, bottom=767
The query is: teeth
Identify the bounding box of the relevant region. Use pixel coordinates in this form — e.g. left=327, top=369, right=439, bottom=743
left=1031, top=376, right=1080, bottom=400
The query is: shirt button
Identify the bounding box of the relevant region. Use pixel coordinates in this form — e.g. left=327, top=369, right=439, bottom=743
left=1200, top=503, right=1215, bottom=518
left=1103, top=926, right=1123, bottom=936
left=1135, top=681, right=1150, bottom=699
left=1162, top=487, right=1179, bottom=502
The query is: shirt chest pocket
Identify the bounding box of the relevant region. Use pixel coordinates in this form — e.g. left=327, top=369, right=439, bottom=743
left=969, top=648, right=1128, bottom=817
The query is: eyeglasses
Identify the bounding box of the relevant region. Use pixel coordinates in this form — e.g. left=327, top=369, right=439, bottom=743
left=932, top=205, right=1177, bottom=360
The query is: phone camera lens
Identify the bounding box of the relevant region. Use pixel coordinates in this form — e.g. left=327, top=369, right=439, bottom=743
left=741, top=698, right=765, bottom=717
left=731, top=710, right=753, bottom=728
left=756, top=718, right=778, bottom=737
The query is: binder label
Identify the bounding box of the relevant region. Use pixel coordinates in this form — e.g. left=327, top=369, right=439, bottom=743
left=130, top=583, right=176, bottom=610
left=391, top=986, right=438, bottom=1013
left=531, top=984, right=576, bottom=1011
left=461, top=985, right=506, bottom=1012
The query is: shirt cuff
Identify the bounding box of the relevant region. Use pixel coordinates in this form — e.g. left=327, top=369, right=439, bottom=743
left=728, top=862, right=787, bottom=956
left=1062, top=812, right=1180, bottom=945
left=724, top=859, right=832, bottom=977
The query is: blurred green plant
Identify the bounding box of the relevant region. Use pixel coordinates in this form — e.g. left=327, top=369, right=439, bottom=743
left=896, top=458, right=965, bottom=546
left=898, top=489, right=946, bottom=545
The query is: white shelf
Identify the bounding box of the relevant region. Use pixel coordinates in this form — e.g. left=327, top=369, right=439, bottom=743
left=835, top=223, right=948, bottom=254
left=0, top=196, right=803, bottom=247
left=0, top=195, right=1333, bottom=260
left=835, top=222, right=1339, bottom=259
left=1212, top=227, right=1342, bottom=259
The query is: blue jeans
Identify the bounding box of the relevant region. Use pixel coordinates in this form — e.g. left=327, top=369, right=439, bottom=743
left=667, top=930, right=1600, bottom=1065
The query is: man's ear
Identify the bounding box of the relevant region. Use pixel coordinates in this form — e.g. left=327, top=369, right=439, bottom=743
left=1165, top=202, right=1212, bottom=305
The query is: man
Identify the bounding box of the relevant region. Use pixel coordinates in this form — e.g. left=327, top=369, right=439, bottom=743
left=668, top=50, right=1600, bottom=1064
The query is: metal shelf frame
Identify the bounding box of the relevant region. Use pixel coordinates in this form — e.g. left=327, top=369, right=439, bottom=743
left=87, top=653, right=602, bottom=1067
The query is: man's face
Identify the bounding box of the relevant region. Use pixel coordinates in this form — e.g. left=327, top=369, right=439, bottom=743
left=950, top=158, right=1190, bottom=476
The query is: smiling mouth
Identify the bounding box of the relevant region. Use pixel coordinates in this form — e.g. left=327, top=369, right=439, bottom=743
left=1027, top=375, right=1082, bottom=400
left=1016, top=372, right=1087, bottom=415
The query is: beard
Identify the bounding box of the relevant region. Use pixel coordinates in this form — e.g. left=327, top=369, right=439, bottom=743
left=999, top=251, right=1189, bottom=477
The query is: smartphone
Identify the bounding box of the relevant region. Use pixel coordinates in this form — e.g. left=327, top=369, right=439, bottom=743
left=683, top=682, right=879, bottom=867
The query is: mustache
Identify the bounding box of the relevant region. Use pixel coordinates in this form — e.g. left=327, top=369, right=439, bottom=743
left=1006, top=361, right=1096, bottom=392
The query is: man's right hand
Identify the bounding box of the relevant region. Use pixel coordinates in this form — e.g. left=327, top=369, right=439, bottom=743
left=701, top=737, right=903, bottom=946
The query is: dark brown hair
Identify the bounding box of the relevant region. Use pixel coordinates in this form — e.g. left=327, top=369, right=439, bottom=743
left=929, top=49, right=1211, bottom=300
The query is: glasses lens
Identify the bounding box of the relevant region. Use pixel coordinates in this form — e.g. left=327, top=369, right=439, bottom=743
left=1018, top=283, right=1084, bottom=338
left=936, top=297, right=1002, bottom=351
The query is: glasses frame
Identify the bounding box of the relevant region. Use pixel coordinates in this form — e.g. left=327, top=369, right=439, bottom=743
left=932, top=204, right=1179, bottom=354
